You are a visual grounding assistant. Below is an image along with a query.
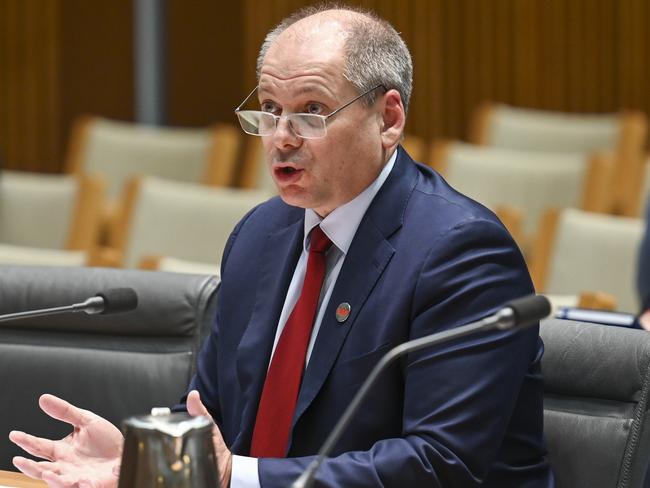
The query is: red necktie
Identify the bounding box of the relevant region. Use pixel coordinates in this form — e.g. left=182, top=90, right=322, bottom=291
left=250, top=225, right=332, bottom=457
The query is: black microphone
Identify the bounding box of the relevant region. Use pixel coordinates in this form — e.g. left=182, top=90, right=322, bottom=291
left=0, top=287, right=138, bottom=323
left=291, top=294, right=551, bottom=488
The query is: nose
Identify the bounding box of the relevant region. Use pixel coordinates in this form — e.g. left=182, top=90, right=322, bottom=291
left=271, top=116, right=302, bottom=150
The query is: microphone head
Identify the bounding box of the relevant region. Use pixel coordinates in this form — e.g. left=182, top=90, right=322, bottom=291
left=95, top=288, right=138, bottom=315
left=505, top=295, right=551, bottom=328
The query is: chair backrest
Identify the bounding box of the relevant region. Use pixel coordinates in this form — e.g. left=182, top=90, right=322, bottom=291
left=470, top=103, right=648, bottom=216
left=531, top=208, right=643, bottom=312
left=0, top=265, right=219, bottom=470
left=0, top=171, right=105, bottom=251
left=541, top=318, right=650, bottom=488
left=636, top=156, right=650, bottom=217
left=430, top=141, right=613, bottom=236
left=472, top=103, right=626, bottom=152
left=65, top=116, right=242, bottom=199
left=114, top=176, right=271, bottom=268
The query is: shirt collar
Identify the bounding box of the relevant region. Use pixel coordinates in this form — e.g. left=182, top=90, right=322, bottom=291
left=303, top=148, right=398, bottom=254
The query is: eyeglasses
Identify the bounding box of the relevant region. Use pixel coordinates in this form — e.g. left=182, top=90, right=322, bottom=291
left=234, top=84, right=385, bottom=140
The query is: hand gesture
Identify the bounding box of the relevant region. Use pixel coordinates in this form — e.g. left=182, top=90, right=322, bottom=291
left=9, top=394, right=123, bottom=488
left=186, top=390, right=232, bottom=487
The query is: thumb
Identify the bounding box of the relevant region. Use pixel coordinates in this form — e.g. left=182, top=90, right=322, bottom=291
left=186, top=390, right=211, bottom=418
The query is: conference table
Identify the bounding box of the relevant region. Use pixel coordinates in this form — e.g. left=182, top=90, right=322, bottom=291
left=0, top=471, right=45, bottom=487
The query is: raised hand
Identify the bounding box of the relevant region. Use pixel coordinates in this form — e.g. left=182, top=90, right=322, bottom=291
left=186, top=390, right=232, bottom=487
left=9, top=394, right=123, bottom=488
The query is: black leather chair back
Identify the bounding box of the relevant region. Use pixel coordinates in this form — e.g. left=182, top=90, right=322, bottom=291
left=0, top=266, right=219, bottom=469
left=541, top=319, right=650, bottom=488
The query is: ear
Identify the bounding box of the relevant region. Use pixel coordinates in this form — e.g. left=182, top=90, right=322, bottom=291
left=379, top=89, right=406, bottom=151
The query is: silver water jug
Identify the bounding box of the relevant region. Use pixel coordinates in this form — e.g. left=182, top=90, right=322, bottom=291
left=117, top=412, right=220, bottom=488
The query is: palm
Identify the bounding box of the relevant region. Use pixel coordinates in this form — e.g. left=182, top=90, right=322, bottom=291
left=10, top=395, right=123, bottom=488
left=61, top=413, right=123, bottom=461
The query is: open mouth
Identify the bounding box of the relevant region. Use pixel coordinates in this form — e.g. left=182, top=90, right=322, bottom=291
left=273, top=165, right=303, bottom=183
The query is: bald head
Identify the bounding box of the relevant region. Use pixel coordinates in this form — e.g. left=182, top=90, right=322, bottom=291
left=257, top=5, right=413, bottom=114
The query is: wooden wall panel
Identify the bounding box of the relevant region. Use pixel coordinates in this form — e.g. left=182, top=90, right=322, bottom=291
left=59, top=0, right=134, bottom=137
left=241, top=0, right=650, bottom=144
left=0, top=0, right=133, bottom=173
left=167, top=1, right=244, bottom=126
left=0, top=0, right=61, bottom=172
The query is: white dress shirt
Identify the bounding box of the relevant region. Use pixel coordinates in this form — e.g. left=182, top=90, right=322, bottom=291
left=231, top=150, right=397, bottom=488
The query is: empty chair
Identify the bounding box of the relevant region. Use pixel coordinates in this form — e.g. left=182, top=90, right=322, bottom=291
left=65, top=116, right=243, bottom=199
left=541, top=318, right=650, bottom=488
left=530, top=208, right=644, bottom=313
left=429, top=141, right=614, bottom=246
left=0, top=171, right=105, bottom=266
left=470, top=103, right=648, bottom=216
left=105, top=176, right=272, bottom=268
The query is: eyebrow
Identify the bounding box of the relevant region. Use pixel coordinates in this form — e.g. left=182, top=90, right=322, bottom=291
left=258, top=83, right=335, bottom=101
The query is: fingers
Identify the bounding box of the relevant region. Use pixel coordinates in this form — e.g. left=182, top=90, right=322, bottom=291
left=186, top=391, right=232, bottom=488
left=39, top=394, right=93, bottom=428
left=9, top=430, right=58, bottom=462
left=42, top=470, right=82, bottom=488
left=186, top=390, right=212, bottom=418
left=12, top=456, right=56, bottom=480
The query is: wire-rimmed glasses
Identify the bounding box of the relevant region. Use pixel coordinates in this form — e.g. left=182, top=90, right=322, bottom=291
left=234, top=84, right=385, bottom=140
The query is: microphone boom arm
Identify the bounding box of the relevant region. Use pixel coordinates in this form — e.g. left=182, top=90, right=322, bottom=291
left=291, top=308, right=515, bottom=488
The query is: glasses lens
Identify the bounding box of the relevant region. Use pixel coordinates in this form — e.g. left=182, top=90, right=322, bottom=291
left=236, top=111, right=277, bottom=136
left=289, top=114, right=327, bottom=139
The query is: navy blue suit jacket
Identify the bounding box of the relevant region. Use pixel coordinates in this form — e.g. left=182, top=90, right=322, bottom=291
left=188, top=148, right=554, bottom=487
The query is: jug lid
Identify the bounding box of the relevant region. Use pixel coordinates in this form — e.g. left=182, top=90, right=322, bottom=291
left=123, top=413, right=212, bottom=437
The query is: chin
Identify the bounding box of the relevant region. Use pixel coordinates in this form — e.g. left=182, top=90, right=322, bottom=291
left=277, top=190, right=311, bottom=210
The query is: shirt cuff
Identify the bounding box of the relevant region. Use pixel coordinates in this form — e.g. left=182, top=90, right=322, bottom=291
left=231, top=455, right=260, bottom=488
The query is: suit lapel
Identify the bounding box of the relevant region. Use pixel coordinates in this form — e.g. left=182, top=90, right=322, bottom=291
left=291, top=220, right=394, bottom=433
left=290, top=147, right=419, bottom=439
left=233, top=218, right=303, bottom=452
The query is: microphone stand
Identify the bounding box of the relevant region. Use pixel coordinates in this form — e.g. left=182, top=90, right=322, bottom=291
left=0, top=297, right=105, bottom=323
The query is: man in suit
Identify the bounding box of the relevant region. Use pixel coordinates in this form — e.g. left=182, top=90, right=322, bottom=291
left=9, top=5, right=554, bottom=487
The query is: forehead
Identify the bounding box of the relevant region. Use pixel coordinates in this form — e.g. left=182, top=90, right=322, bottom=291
left=259, top=17, right=352, bottom=99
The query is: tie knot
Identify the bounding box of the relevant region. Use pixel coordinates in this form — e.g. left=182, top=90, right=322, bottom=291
left=309, top=225, right=332, bottom=254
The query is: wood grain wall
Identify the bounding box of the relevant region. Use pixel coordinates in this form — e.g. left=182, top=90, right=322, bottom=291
left=1, top=0, right=649, bottom=173
left=0, top=0, right=61, bottom=172
left=0, top=0, right=133, bottom=173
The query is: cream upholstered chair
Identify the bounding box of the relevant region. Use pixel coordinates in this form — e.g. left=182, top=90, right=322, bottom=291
left=429, top=141, right=614, bottom=250
left=470, top=103, right=647, bottom=216
left=105, top=176, right=272, bottom=268
left=65, top=116, right=243, bottom=199
left=529, top=208, right=644, bottom=313
left=636, top=155, right=650, bottom=216
left=0, top=171, right=105, bottom=266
